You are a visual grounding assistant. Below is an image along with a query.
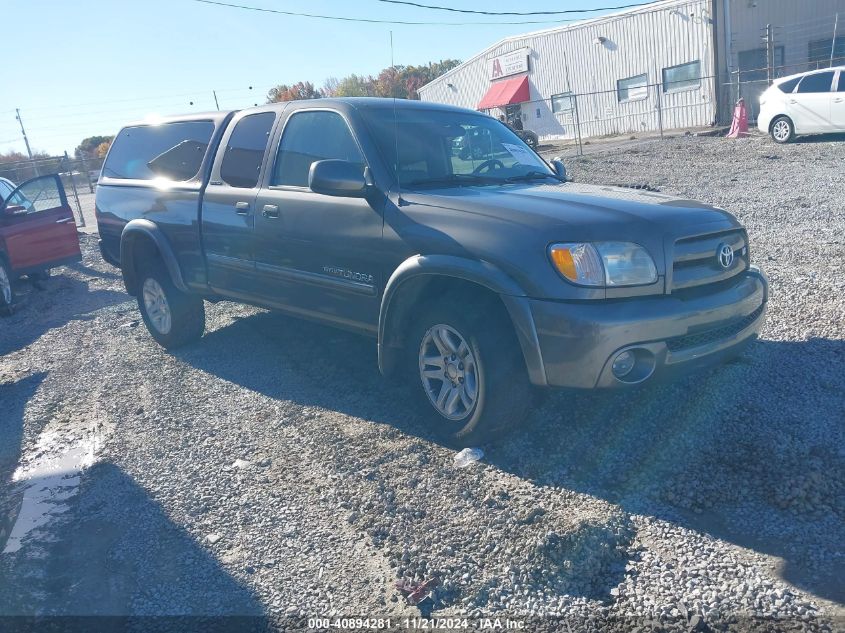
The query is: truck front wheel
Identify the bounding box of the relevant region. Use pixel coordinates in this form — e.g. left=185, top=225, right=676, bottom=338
left=409, top=303, right=531, bottom=445
left=136, top=261, right=205, bottom=349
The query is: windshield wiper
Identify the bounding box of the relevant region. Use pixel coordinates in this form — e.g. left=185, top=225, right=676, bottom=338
left=407, top=174, right=504, bottom=187
left=504, top=171, right=564, bottom=183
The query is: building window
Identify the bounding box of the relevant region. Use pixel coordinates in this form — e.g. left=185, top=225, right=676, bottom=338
left=551, top=92, right=574, bottom=113
left=809, top=37, right=845, bottom=66
left=738, top=47, right=785, bottom=81
left=662, top=61, right=701, bottom=93
left=617, top=74, right=648, bottom=103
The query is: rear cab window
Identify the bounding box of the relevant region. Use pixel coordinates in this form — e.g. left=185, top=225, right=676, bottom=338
left=102, top=120, right=216, bottom=181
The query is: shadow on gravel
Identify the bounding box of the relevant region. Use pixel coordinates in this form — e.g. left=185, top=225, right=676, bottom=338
left=0, top=373, right=45, bottom=552
left=178, top=311, right=844, bottom=607
left=793, top=132, right=845, bottom=144
left=0, top=461, right=266, bottom=631
left=0, top=276, right=128, bottom=356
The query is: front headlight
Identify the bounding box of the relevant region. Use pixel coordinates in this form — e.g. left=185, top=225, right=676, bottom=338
left=549, top=242, right=658, bottom=287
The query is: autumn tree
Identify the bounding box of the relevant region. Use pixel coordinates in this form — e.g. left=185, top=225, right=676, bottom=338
left=75, top=135, right=114, bottom=159
left=265, top=58, right=462, bottom=103
left=266, top=81, right=322, bottom=103
left=95, top=141, right=112, bottom=159
left=333, top=74, right=377, bottom=97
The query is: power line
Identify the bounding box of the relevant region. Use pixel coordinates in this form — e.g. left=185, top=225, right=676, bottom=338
left=191, top=0, right=578, bottom=25
left=374, top=0, right=653, bottom=17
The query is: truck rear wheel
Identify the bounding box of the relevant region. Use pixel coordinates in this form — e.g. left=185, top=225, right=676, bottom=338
left=136, top=261, right=205, bottom=349
left=409, top=301, right=531, bottom=446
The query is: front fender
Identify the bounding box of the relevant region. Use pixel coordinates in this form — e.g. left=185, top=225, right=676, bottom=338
left=120, top=219, right=188, bottom=295
left=377, top=254, right=548, bottom=386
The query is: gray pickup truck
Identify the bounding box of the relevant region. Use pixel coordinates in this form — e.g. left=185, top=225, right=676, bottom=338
left=96, top=98, right=768, bottom=444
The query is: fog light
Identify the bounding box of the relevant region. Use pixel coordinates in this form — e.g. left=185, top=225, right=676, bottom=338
left=612, top=350, right=636, bottom=378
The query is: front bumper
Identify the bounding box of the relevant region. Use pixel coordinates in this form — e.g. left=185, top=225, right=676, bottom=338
left=508, top=267, right=768, bottom=389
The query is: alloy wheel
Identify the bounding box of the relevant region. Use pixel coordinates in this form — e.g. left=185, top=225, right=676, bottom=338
left=418, top=324, right=479, bottom=421
left=142, top=278, right=172, bottom=335
left=773, top=120, right=791, bottom=142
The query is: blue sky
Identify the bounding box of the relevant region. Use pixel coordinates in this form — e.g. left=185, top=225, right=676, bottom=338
left=2, top=0, right=624, bottom=156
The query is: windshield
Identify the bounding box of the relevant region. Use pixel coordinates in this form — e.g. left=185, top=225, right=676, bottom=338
left=360, top=107, right=554, bottom=188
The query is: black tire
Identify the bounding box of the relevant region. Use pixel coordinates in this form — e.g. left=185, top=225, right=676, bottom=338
left=770, top=116, right=795, bottom=144
left=407, top=299, right=532, bottom=446
left=0, top=256, right=14, bottom=316
left=136, top=259, right=205, bottom=349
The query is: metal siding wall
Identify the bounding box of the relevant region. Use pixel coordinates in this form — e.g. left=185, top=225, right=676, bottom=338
left=419, top=0, right=715, bottom=140
left=726, top=0, right=845, bottom=72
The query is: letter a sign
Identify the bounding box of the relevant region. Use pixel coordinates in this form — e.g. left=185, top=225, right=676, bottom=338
left=487, top=48, right=530, bottom=81
left=491, top=59, right=503, bottom=79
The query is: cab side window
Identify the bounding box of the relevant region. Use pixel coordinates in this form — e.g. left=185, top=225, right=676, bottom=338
left=838, top=73, right=845, bottom=92
left=272, top=111, right=364, bottom=188
left=220, top=112, right=276, bottom=189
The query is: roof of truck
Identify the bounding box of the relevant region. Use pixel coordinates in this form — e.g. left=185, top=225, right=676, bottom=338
left=120, top=98, right=481, bottom=129
left=123, top=110, right=234, bottom=128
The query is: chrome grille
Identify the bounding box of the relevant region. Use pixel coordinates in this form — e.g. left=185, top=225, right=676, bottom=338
left=671, top=230, right=748, bottom=292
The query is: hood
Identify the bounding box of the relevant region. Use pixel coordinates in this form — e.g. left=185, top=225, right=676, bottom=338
left=400, top=181, right=741, bottom=240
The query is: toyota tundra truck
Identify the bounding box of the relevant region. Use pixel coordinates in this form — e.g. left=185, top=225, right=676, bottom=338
left=95, top=99, right=768, bottom=444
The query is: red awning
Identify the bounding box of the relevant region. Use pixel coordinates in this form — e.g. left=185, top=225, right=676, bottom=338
left=477, top=75, right=530, bottom=110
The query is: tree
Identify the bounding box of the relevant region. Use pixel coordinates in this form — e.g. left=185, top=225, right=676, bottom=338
left=266, top=81, right=322, bottom=103
left=334, top=74, right=377, bottom=97
left=75, top=135, right=114, bottom=159
left=264, top=58, right=462, bottom=104
left=0, top=150, right=49, bottom=164
left=321, top=77, right=340, bottom=98
left=374, top=67, right=405, bottom=98
left=95, top=141, right=112, bottom=159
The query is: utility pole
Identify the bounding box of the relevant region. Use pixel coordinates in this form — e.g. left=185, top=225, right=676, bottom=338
left=213, top=90, right=220, bottom=111
left=15, top=108, right=39, bottom=176
left=831, top=14, right=840, bottom=67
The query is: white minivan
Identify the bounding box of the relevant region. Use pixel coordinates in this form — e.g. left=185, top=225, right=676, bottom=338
left=758, top=67, right=845, bottom=143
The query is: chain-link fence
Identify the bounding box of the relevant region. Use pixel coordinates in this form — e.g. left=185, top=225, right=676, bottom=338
left=0, top=153, right=104, bottom=227
left=489, top=74, right=721, bottom=157
left=721, top=12, right=844, bottom=124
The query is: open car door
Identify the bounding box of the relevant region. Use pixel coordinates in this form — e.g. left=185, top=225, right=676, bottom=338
left=0, top=174, right=82, bottom=274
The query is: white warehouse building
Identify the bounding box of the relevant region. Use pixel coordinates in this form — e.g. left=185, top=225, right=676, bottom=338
left=419, top=0, right=845, bottom=141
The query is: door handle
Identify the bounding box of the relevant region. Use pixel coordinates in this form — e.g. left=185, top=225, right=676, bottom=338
left=56, top=217, right=74, bottom=224
left=234, top=202, right=250, bottom=215
left=262, top=204, right=280, bottom=219
left=789, top=99, right=797, bottom=104
left=835, top=98, right=844, bottom=103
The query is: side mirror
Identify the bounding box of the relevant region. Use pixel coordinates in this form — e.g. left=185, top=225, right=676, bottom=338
left=309, top=160, right=368, bottom=198
left=551, top=158, right=568, bottom=182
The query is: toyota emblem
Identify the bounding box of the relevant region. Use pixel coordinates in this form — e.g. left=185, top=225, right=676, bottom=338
left=717, top=243, right=734, bottom=269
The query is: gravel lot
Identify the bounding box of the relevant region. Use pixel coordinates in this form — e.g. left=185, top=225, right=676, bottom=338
left=1, top=133, right=843, bottom=632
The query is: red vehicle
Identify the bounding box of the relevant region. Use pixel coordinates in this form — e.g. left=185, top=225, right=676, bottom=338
left=0, top=175, right=82, bottom=314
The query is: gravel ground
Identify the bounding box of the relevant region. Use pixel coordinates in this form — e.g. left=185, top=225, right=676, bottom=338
left=0, top=133, right=843, bottom=632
